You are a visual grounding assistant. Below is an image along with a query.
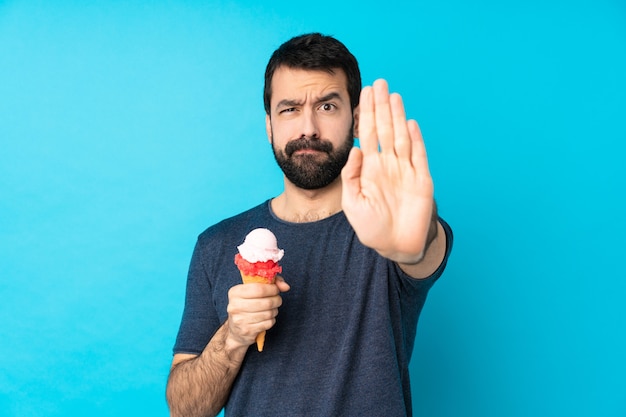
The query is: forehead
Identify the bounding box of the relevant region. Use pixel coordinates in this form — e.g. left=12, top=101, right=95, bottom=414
left=270, top=66, right=349, bottom=103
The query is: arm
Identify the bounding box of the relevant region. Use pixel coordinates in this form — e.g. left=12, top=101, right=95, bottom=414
left=166, top=279, right=290, bottom=417
left=166, top=322, right=247, bottom=417
left=398, top=218, right=447, bottom=279
left=342, top=79, right=445, bottom=278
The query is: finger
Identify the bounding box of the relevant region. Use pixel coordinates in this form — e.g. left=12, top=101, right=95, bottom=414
left=256, top=316, right=277, bottom=333
left=229, top=283, right=279, bottom=302
left=390, top=93, right=411, bottom=160
left=228, top=295, right=279, bottom=315
left=236, top=307, right=278, bottom=323
left=229, top=282, right=284, bottom=319
left=274, top=275, right=291, bottom=292
left=252, top=307, right=280, bottom=322
left=408, top=119, right=430, bottom=175
left=357, top=86, right=378, bottom=155
left=340, top=147, right=363, bottom=209
left=229, top=312, right=275, bottom=342
left=373, top=79, right=395, bottom=154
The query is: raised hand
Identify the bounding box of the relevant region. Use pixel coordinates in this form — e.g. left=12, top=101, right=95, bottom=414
left=341, top=79, right=435, bottom=265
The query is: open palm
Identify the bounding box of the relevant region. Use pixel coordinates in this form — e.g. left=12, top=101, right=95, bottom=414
left=341, top=79, right=434, bottom=264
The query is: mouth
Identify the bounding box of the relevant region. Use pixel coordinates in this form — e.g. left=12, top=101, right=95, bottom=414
left=293, top=148, right=326, bottom=156
left=285, top=139, right=333, bottom=157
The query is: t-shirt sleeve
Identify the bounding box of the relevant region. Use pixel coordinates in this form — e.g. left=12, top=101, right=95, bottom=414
left=428, top=216, right=453, bottom=281
left=172, top=238, right=221, bottom=355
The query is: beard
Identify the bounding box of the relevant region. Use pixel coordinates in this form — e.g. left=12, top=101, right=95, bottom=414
left=271, top=128, right=354, bottom=190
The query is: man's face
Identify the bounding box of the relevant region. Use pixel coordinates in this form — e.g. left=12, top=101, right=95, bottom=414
left=266, top=67, right=358, bottom=190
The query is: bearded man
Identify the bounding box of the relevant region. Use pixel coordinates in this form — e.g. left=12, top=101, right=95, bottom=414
left=167, top=33, right=453, bottom=417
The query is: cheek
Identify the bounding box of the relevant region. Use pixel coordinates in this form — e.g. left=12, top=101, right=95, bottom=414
left=270, top=121, right=297, bottom=144
left=327, top=118, right=354, bottom=140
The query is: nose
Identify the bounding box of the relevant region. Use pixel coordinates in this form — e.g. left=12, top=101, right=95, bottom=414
left=300, top=108, right=320, bottom=139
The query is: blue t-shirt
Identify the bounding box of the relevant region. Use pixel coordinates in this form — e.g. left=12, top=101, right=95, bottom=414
left=173, top=200, right=453, bottom=416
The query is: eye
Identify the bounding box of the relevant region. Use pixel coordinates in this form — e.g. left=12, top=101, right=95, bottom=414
left=319, top=103, right=336, bottom=112
left=279, top=107, right=296, bottom=114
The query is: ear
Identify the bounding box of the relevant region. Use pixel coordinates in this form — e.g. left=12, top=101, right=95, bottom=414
left=352, top=106, right=360, bottom=138
left=265, top=114, right=272, bottom=143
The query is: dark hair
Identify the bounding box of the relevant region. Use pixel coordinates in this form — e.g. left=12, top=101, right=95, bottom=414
left=263, top=33, right=361, bottom=114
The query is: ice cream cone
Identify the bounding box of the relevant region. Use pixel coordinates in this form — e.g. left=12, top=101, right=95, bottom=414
left=235, top=228, right=283, bottom=353
left=240, top=271, right=276, bottom=351
left=240, top=272, right=275, bottom=285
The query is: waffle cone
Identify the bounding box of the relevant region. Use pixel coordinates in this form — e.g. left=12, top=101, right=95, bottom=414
left=240, top=273, right=275, bottom=284
left=239, top=271, right=276, bottom=351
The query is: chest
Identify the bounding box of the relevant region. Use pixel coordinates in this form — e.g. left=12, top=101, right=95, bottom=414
left=211, top=231, right=392, bottom=328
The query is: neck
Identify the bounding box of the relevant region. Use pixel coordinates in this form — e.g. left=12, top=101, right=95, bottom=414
left=271, top=177, right=342, bottom=223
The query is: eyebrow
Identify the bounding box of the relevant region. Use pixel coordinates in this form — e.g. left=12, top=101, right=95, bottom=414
left=275, top=92, right=344, bottom=111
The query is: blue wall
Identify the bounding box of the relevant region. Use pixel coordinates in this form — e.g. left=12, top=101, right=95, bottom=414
left=1, top=1, right=625, bottom=416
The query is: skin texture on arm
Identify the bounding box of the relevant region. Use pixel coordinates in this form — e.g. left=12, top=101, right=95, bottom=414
left=166, top=279, right=290, bottom=417
left=166, top=322, right=246, bottom=417
left=341, top=79, right=446, bottom=278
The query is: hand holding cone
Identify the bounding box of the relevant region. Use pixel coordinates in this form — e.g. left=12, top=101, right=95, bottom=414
left=234, top=228, right=284, bottom=352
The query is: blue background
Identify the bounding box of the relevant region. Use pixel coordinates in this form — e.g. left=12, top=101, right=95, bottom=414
left=1, top=1, right=625, bottom=416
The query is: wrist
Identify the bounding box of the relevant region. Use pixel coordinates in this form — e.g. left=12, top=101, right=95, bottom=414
left=397, top=251, right=426, bottom=266
left=209, top=321, right=248, bottom=364
left=384, top=201, right=439, bottom=266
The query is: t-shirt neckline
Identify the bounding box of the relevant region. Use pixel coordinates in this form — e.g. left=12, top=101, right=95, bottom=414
left=266, top=199, right=346, bottom=226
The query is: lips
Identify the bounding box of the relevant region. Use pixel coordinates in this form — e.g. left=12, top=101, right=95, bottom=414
left=293, top=148, right=324, bottom=156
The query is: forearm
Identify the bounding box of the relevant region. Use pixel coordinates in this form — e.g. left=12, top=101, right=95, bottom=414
left=419, top=199, right=439, bottom=259
left=166, top=321, right=247, bottom=417
left=398, top=219, right=446, bottom=278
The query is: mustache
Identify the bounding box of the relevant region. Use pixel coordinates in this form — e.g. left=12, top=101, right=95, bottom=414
left=284, top=137, right=333, bottom=157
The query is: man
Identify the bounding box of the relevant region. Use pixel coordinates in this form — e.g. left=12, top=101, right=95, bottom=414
left=166, top=33, right=452, bottom=416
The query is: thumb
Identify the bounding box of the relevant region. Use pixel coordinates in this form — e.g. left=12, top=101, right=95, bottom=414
left=341, top=147, right=363, bottom=208
left=274, top=275, right=290, bottom=292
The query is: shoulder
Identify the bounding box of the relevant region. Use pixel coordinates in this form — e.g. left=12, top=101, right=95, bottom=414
left=192, top=201, right=268, bottom=275
left=189, top=201, right=272, bottom=265
left=197, top=201, right=270, bottom=243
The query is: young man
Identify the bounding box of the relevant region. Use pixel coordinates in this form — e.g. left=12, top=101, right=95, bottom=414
left=167, top=33, right=453, bottom=417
